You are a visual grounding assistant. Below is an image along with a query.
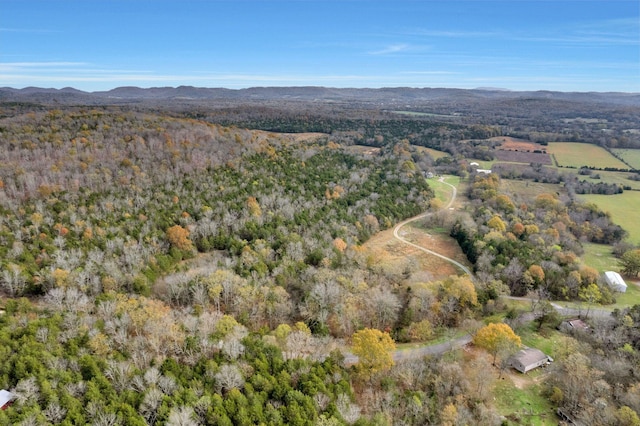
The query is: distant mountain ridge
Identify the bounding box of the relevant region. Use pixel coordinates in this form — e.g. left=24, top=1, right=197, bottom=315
left=1, top=85, right=639, bottom=106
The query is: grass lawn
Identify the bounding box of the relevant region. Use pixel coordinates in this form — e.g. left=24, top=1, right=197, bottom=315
left=578, top=192, right=640, bottom=245
left=612, top=148, right=640, bottom=170
left=548, top=142, right=629, bottom=170
left=516, top=325, right=572, bottom=360
left=612, top=280, right=640, bottom=307
left=493, top=381, right=557, bottom=426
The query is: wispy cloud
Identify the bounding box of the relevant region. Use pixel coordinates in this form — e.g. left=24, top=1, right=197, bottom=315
left=368, top=43, right=412, bottom=55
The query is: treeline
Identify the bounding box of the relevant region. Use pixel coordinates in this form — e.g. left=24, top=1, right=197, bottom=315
left=492, top=163, right=625, bottom=195
left=188, top=106, right=501, bottom=154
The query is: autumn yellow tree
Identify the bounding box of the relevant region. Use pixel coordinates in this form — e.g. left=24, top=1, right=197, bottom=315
left=473, top=323, right=521, bottom=365
left=487, top=215, right=507, bottom=232
left=351, top=328, right=395, bottom=378
left=246, top=196, right=262, bottom=217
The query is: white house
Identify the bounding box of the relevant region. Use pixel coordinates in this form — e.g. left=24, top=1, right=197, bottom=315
left=604, top=271, right=627, bottom=293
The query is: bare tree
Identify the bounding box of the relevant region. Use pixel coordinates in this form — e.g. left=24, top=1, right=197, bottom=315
left=214, top=364, right=244, bottom=393
left=166, top=406, right=199, bottom=426
left=1, top=264, right=27, bottom=297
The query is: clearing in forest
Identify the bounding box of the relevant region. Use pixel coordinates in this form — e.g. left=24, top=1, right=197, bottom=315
left=363, top=225, right=463, bottom=284
left=413, top=145, right=450, bottom=160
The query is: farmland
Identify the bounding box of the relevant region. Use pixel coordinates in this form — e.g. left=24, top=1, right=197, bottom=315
left=494, top=136, right=548, bottom=153
left=494, top=150, right=552, bottom=164
left=578, top=192, right=640, bottom=244
left=563, top=169, right=640, bottom=190
left=548, top=142, right=630, bottom=170
left=612, top=148, right=640, bottom=170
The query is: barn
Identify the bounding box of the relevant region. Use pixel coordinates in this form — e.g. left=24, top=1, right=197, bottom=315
left=604, top=271, right=627, bottom=293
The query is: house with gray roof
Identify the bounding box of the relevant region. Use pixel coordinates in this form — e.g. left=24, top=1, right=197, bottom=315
left=509, top=347, right=552, bottom=373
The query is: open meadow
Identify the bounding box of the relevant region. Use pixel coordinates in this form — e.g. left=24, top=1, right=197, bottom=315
left=548, top=142, right=630, bottom=170
left=578, top=191, right=640, bottom=245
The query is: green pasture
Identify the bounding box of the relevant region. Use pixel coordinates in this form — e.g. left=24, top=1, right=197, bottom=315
left=414, top=145, right=450, bottom=160
left=612, top=148, right=640, bottom=170
left=548, top=142, right=629, bottom=170
left=578, top=192, right=640, bottom=245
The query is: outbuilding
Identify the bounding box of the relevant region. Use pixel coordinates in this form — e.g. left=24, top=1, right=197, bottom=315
left=0, top=389, right=16, bottom=410
left=559, top=318, right=590, bottom=333
left=604, top=271, right=627, bottom=293
left=509, top=347, right=552, bottom=373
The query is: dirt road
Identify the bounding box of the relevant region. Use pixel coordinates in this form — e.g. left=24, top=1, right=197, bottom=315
left=392, top=177, right=473, bottom=277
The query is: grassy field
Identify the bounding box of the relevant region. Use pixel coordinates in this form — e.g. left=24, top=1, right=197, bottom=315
left=548, top=142, right=629, bottom=170
left=612, top=148, right=640, bottom=170
left=428, top=175, right=460, bottom=203
left=613, top=280, right=640, bottom=307
left=578, top=192, right=640, bottom=245
left=581, top=242, right=619, bottom=272
left=563, top=169, right=640, bottom=190
left=500, top=179, right=564, bottom=199
left=414, top=145, right=450, bottom=160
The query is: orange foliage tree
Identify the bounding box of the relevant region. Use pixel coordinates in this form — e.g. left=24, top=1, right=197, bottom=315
left=166, top=225, right=193, bottom=251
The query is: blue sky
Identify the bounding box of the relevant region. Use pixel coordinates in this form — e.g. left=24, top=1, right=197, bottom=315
left=1, top=0, right=638, bottom=92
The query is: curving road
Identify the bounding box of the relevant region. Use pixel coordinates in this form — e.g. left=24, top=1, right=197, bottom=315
left=342, top=177, right=614, bottom=366
left=392, top=177, right=473, bottom=278
left=343, top=177, right=473, bottom=365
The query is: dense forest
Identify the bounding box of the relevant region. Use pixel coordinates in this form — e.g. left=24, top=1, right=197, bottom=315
left=0, top=89, right=640, bottom=425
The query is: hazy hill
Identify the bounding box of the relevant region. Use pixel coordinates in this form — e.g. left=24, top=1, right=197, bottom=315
left=1, top=85, right=639, bottom=106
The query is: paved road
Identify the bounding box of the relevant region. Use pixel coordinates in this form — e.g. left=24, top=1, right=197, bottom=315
left=502, top=295, right=614, bottom=319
